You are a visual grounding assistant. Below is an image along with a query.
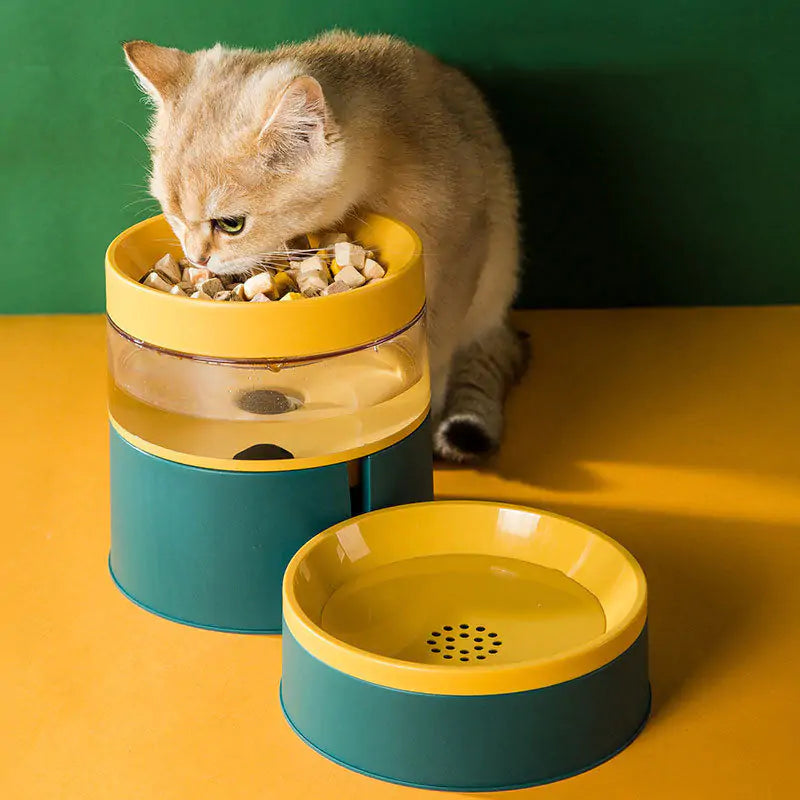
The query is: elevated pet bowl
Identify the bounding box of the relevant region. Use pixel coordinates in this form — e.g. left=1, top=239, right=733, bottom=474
left=281, top=501, right=650, bottom=791
left=105, top=213, right=432, bottom=633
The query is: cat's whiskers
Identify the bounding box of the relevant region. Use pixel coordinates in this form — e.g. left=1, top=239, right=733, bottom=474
left=214, top=243, right=383, bottom=279
left=122, top=197, right=160, bottom=211
left=132, top=207, right=160, bottom=221
left=117, top=119, right=150, bottom=148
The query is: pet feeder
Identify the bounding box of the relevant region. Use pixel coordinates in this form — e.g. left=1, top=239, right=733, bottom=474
left=105, top=213, right=432, bottom=633
left=281, top=501, right=650, bottom=790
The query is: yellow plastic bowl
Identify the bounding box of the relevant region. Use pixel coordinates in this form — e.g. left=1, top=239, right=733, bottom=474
left=105, top=213, right=426, bottom=360
left=284, top=501, right=647, bottom=695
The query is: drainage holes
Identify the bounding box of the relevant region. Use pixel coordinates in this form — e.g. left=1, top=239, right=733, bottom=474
left=429, top=624, right=503, bottom=663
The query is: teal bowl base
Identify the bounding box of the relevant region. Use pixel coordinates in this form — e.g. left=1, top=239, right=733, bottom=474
left=108, top=556, right=281, bottom=634
left=280, top=623, right=650, bottom=791
left=109, top=416, right=432, bottom=633
left=279, top=684, right=651, bottom=792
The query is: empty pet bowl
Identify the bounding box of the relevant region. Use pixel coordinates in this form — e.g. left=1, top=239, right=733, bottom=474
left=281, top=502, right=650, bottom=791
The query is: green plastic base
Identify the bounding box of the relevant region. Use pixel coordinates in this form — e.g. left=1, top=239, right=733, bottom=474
left=108, top=417, right=432, bottom=633
left=279, top=683, right=651, bottom=792
left=108, top=556, right=281, bottom=634
left=280, top=623, right=650, bottom=791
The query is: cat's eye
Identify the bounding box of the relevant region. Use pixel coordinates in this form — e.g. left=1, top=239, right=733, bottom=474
left=213, top=216, right=246, bottom=235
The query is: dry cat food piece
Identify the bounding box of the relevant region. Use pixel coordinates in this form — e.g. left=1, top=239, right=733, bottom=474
left=297, top=271, right=328, bottom=297
left=334, top=265, right=366, bottom=288
left=153, top=253, right=182, bottom=283
left=198, top=277, right=224, bottom=296
left=363, top=258, right=385, bottom=280
left=138, top=232, right=385, bottom=302
left=322, top=280, right=351, bottom=296
left=243, top=272, right=275, bottom=300
left=143, top=272, right=173, bottom=292
left=334, top=241, right=366, bottom=268
left=184, top=267, right=211, bottom=285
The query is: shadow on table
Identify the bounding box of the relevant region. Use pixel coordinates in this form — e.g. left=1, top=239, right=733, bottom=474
left=439, top=300, right=800, bottom=494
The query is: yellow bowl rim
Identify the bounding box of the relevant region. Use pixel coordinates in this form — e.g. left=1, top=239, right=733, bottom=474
left=105, top=213, right=426, bottom=359
left=282, top=501, right=648, bottom=696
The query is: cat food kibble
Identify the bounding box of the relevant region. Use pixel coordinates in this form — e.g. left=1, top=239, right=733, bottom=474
left=243, top=272, right=275, bottom=300
left=322, top=280, right=351, bottom=296
left=185, top=267, right=211, bottom=285
left=363, top=258, right=385, bottom=280
left=138, top=231, right=386, bottom=303
left=334, top=265, right=366, bottom=288
left=298, top=255, right=327, bottom=275
left=143, top=272, right=173, bottom=293
left=198, top=277, right=224, bottom=296
left=153, top=253, right=182, bottom=283
left=333, top=241, right=366, bottom=268
left=297, top=271, right=328, bottom=297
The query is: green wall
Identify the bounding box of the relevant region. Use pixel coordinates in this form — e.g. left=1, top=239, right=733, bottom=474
left=1, top=1, right=797, bottom=313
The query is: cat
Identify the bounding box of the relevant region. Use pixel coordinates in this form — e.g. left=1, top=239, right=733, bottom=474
left=123, top=31, right=528, bottom=462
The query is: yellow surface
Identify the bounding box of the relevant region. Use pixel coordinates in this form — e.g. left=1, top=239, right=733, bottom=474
left=2, top=307, right=799, bottom=799
left=284, top=502, right=646, bottom=694
left=109, top=404, right=430, bottom=473
left=106, top=213, right=426, bottom=359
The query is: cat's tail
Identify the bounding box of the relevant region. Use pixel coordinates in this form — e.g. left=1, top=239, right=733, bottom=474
left=434, top=322, right=530, bottom=463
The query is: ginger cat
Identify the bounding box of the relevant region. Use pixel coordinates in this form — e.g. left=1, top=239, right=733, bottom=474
left=123, top=31, right=527, bottom=461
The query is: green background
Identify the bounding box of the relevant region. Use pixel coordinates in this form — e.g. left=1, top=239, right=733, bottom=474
left=1, top=0, right=797, bottom=313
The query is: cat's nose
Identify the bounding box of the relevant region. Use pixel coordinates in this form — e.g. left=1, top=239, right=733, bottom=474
left=192, top=254, right=210, bottom=266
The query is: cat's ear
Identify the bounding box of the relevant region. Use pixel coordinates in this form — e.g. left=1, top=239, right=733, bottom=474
left=257, top=76, right=331, bottom=158
left=123, top=41, right=190, bottom=105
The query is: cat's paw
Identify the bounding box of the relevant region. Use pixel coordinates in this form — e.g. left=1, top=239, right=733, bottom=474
left=434, top=413, right=498, bottom=463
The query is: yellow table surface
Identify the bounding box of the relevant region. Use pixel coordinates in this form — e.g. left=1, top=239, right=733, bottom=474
left=1, top=309, right=798, bottom=799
